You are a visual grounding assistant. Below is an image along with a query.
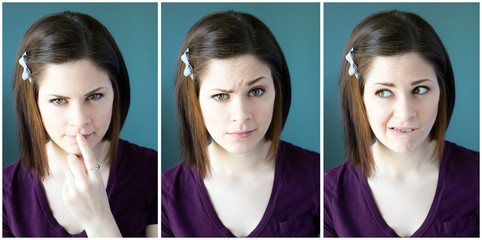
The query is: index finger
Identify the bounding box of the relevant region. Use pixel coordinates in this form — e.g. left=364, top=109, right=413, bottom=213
left=76, top=134, right=97, bottom=170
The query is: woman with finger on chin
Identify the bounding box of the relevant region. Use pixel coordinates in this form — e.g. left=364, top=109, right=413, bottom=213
left=3, top=11, right=158, bottom=237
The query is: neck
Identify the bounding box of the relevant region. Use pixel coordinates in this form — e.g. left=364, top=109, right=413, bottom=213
left=371, top=139, right=439, bottom=178
left=45, top=140, right=110, bottom=178
left=206, top=140, right=274, bottom=179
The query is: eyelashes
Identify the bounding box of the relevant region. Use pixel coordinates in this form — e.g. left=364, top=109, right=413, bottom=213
left=211, top=88, right=266, bottom=101
left=374, top=86, right=430, bottom=98
left=49, top=93, right=104, bottom=106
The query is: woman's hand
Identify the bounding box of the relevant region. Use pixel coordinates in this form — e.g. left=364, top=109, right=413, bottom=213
left=62, top=134, right=121, bottom=237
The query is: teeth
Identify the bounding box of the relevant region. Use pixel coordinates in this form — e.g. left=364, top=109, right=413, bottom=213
left=392, top=128, right=413, bottom=132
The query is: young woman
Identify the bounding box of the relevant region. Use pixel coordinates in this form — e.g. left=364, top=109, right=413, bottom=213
left=161, top=11, right=320, bottom=237
left=324, top=10, right=479, bottom=237
left=3, top=11, right=158, bottom=237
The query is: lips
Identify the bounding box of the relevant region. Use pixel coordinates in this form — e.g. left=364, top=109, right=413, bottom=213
left=67, top=133, right=93, bottom=141
left=389, top=127, right=416, bottom=134
left=227, top=130, right=255, bottom=138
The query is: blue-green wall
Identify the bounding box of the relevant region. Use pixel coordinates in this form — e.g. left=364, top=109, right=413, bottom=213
left=161, top=3, right=320, bottom=171
left=3, top=3, right=158, bottom=166
left=324, top=3, right=479, bottom=172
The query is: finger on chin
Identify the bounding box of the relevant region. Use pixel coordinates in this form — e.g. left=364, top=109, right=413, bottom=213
left=75, top=134, right=96, bottom=169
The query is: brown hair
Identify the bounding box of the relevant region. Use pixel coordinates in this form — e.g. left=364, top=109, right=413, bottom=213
left=339, top=10, right=455, bottom=177
left=14, top=11, right=130, bottom=180
left=175, top=11, right=291, bottom=178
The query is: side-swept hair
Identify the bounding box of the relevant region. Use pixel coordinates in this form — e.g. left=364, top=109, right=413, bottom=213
left=175, top=11, right=291, bottom=178
left=14, top=11, right=130, bottom=180
left=339, top=10, right=455, bottom=177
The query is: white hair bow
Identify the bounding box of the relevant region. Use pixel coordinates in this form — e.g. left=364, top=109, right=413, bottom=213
left=181, top=48, right=193, bottom=80
left=18, top=51, right=32, bottom=83
left=345, top=47, right=358, bottom=78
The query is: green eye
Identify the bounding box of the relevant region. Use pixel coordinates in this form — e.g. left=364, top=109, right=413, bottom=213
left=248, top=88, right=265, bottom=97
left=413, top=86, right=429, bottom=95
left=87, top=93, right=103, bottom=100
left=212, top=94, right=228, bottom=101
left=50, top=98, right=66, bottom=105
left=375, top=90, right=392, bottom=98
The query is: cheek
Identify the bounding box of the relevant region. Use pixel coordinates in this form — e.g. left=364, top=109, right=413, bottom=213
left=97, top=99, right=114, bottom=127
left=199, top=99, right=223, bottom=130
left=256, top=99, right=275, bottom=124
left=421, top=97, right=440, bottom=123
left=38, top=103, right=60, bottom=131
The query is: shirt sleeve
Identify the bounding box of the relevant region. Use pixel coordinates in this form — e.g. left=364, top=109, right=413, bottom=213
left=323, top=173, right=338, bottom=237
left=3, top=203, right=13, bottom=237
left=161, top=173, right=174, bottom=237
left=147, top=150, right=158, bottom=225
left=323, top=202, right=338, bottom=237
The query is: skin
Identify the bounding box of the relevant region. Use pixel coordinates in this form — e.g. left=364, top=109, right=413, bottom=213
left=198, top=55, right=276, bottom=237
left=362, top=52, right=441, bottom=237
left=37, top=59, right=158, bottom=237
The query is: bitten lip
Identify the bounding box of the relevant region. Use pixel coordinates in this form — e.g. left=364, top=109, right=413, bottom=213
left=227, top=130, right=255, bottom=138
left=389, top=127, right=417, bottom=133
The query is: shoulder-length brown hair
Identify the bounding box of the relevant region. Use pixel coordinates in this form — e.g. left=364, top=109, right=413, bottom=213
left=14, top=11, right=130, bottom=180
left=340, top=10, right=455, bottom=177
left=175, top=11, right=291, bottom=178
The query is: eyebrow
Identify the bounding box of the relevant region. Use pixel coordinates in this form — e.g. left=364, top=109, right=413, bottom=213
left=45, top=87, right=107, bottom=99
left=213, top=76, right=266, bottom=93
left=373, top=79, right=433, bottom=87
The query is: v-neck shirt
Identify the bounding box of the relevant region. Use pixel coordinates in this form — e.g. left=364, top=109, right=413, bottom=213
left=324, top=141, right=479, bottom=237
left=161, top=141, right=320, bottom=237
left=3, top=139, right=158, bottom=237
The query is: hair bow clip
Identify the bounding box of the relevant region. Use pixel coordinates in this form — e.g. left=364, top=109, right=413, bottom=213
left=181, top=48, right=194, bottom=80
left=345, top=47, right=358, bottom=78
left=18, top=51, right=32, bottom=83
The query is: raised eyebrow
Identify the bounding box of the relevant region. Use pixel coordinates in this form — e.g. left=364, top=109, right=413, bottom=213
left=411, top=79, right=433, bottom=86
left=373, top=82, right=395, bottom=87
left=247, top=77, right=266, bottom=86
left=45, top=87, right=107, bottom=99
left=212, top=77, right=267, bottom=93
left=48, top=94, right=69, bottom=99
left=372, top=79, right=433, bottom=88
left=212, top=89, right=234, bottom=94
left=84, top=87, right=107, bottom=96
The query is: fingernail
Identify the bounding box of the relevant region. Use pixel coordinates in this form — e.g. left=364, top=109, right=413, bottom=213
left=76, top=134, right=83, bottom=142
left=68, top=154, right=76, bottom=161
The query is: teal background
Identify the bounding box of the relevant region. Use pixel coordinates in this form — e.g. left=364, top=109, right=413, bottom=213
left=3, top=3, right=158, bottom=166
left=161, top=3, right=320, bottom=171
left=324, top=3, right=479, bottom=172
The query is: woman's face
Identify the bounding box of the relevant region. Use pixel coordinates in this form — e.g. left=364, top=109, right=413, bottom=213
left=37, top=59, right=114, bottom=155
left=363, top=52, right=440, bottom=154
left=198, top=55, right=275, bottom=155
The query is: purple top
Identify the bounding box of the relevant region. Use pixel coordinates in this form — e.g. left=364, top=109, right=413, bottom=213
left=3, top=139, right=158, bottom=237
left=161, top=141, right=320, bottom=237
left=324, top=141, right=479, bottom=237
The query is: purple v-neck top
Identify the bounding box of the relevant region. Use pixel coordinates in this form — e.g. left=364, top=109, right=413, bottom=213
left=324, top=141, right=479, bottom=237
left=161, top=141, right=320, bottom=237
left=3, top=139, right=158, bottom=237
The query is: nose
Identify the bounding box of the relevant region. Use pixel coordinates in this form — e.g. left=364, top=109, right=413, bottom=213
left=392, top=95, right=415, bottom=120
left=230, top=96, right=252, bottom=123
left=68, top=102, right=91, bottom=127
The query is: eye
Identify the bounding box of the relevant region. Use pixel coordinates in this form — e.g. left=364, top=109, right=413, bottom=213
left=49, top=98, right=66, bottom=105
left=412, top=86, right=429, bottom=95
left=375, top=89, right=393, bottom=98
left=248, top=88, right=265, bottom=97
left=212, top=93, right=229, bottom=101
left=87, top=93, right=104, bottom=101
